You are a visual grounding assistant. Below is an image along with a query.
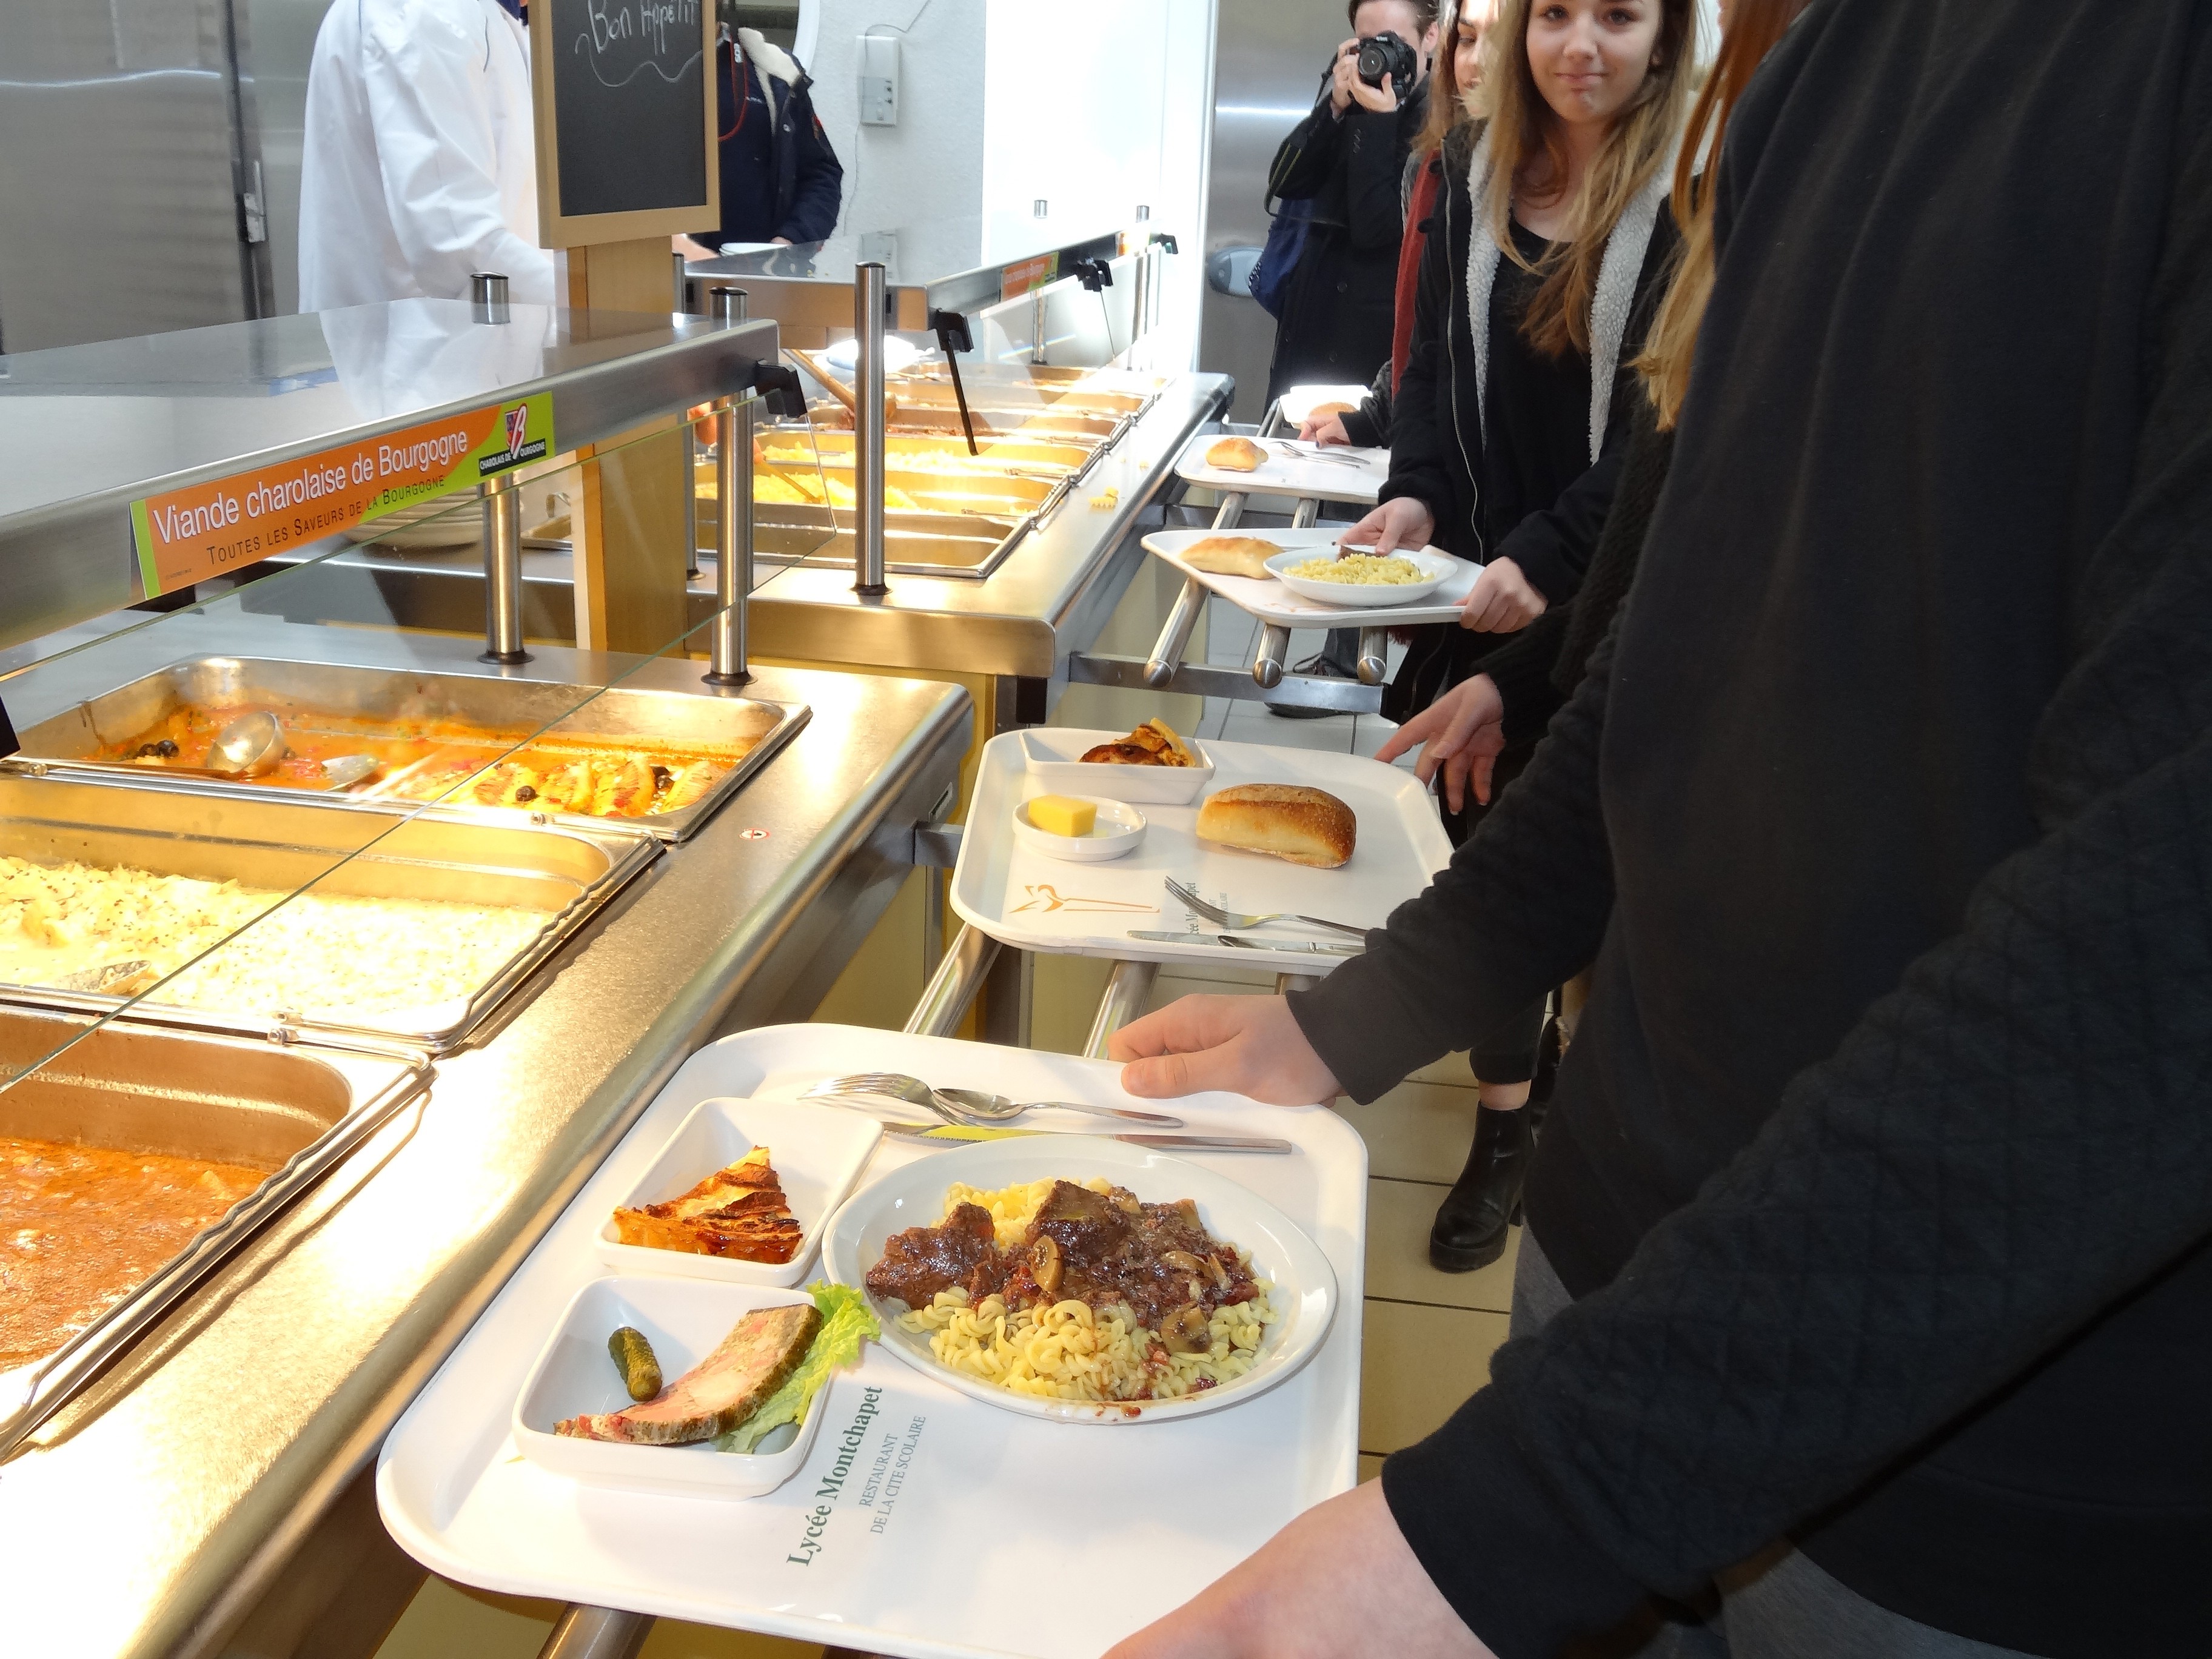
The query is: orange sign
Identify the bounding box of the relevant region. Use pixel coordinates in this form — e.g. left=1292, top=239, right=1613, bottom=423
left=129, top=393, right=555, bottom=597
left=999, top=252, right=1062, bottom=304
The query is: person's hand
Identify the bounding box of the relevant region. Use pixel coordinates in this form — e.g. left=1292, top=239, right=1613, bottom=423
left=1104, top=1480, right=1496, bottom=1659
left=1349, top=68, right=1401, bottom=114
left=1376, top=674, right=1508, bottom=812
left=1339, top=496, right=1436, bottom=556
left=1460, top=556, right=1546, bottom=631
left=1110, top=995, right=1341, bottom=1104
left=1300, top=411, right=1352, bottom=446
left=769, top=236, right=793, bottom=247
left=1329, top=38, right=1362, bottom=112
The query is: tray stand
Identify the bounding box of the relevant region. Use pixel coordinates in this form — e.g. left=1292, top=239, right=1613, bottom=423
left=1064, top=403, right=1389, bottom=716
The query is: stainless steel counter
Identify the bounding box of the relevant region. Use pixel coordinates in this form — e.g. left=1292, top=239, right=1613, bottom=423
left=245, top=372, right=1233, bottom=683
left=0, top=622, right=971, bottom=1659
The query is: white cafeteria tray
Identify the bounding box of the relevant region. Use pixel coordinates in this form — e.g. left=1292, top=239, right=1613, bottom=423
left=1173, top=431, right=1390, bottom=504
left=951, top=729, right=1453, bottom=973
left=378, top=1025, right=1366, bottom=1659
left=1143, top=526, right=1482, bottom=628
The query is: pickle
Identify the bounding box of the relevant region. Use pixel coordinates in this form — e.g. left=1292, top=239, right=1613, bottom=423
left=607, top=1326, right=662, bottom=1401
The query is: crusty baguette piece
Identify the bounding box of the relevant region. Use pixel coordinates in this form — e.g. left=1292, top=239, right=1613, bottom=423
left=1196, top=783, right=1355, bottom=868
left=1205, top=436, right=1267, bottom=472
left=1179, top=534, right=1279, bottom=578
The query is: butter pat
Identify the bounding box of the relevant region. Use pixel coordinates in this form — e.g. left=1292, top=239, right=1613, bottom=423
left=1027, top=794, right=1097, bottom=837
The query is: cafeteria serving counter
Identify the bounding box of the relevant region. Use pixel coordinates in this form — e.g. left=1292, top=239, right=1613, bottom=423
left=0, top=300, right=973, bottom=1657
left=0, top=624, right=971, bottom=1659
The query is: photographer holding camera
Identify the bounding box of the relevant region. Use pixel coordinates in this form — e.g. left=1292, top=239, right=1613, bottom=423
left=1261, top=1, right=1440, bottom=407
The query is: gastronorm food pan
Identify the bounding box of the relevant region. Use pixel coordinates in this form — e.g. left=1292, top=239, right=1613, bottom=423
left=885, top=381, right=1150, bottom=417
left=0, top=1005, right=427, bottom=1458
left=0, top=770, right=654, bottom=1053
left=772, top=429, right=1101, bottom=476
left=15, top=657, right=809, bottom=845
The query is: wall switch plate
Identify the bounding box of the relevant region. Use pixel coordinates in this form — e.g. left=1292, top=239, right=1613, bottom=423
left=858, top=34, right=899, bottom=126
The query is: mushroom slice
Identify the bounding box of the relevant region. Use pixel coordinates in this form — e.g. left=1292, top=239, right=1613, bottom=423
left=1161, top=1304, right=1211, bottom=1355
left=1159, top=1249, right=1207, bottom=1275
left=1031, top=1233, right=1064, bottom=1295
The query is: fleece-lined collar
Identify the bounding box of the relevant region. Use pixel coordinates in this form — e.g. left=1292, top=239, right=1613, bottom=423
left=1463, top=125, right=1676, bottom=463
left=737, top=26, right=801, bottom=124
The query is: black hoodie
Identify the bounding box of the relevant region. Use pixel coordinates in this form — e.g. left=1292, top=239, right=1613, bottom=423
left=1289, top=2, right=2212, bottom=1654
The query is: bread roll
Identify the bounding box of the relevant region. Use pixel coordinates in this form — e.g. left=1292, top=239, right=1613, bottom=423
left=1196, top=784, right=1355, bottom=868
left=1180, top=535, right=1279, bottom=578
left=1310, top=401, right=1356, bottom=420
left=1205, top=436, right=1267, bottom=472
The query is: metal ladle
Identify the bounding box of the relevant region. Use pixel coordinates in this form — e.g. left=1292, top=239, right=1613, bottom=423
left=206, top=711, right=287, bottom=777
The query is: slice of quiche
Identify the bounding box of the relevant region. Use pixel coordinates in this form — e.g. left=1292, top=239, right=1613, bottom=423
left=612, top=1146, right=803, bottom=1264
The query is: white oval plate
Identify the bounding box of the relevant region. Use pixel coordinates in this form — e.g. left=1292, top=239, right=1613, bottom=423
left=1011, top=796, right=1146, bottom=863
left=1264, top=545, right=1456, bottom=608
left=822, top=1137, right=1336, bottom=1424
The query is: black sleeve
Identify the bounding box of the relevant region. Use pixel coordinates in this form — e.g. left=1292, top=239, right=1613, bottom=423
left=1267, top=92, right=1342, bottom=203
left=1339, top=104, right=1412, bottom=252
left=1552, top=414, right=1676, bottom=697
left=776, top=84, right=844, bottom=244
left=1377, top=101, right=2212, bottom=1659
left=1287, top=611, right=1619, bottom=1102
left=1338, top=359, right=1393, bottom=448
left=1472, top=608, right=1573, bottom=749
left=1376, top=177, right=1458, bottom=529
left=1490, top=441, right=1624, bottom=606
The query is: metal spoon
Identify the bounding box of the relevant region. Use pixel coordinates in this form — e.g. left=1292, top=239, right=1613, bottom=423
left=803, top=1072, right=1183, bottom=1127
left=207, top=711, right=286, bottom=777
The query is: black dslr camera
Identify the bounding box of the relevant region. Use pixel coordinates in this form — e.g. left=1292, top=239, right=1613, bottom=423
left=1356, top=30, right=1419, bottom=92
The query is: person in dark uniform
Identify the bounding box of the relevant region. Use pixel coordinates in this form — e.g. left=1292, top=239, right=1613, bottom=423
left=1262, top=0, right=1439, bottom=405
left=679, top=27, right=842, bottom=253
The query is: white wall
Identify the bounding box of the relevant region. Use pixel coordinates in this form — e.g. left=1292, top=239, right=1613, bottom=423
left=793, top=0, right=1216, bottom=368
left=980, top=0, right=1215, bottom=367
left=803, top=0, right=988, bottom=283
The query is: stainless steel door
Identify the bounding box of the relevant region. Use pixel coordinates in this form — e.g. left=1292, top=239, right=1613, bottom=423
left=1196, top=0, right=1346, bottom=424
left=235, top=0, right=337, bottom=319
left=0, top=0, right=272, bottom=351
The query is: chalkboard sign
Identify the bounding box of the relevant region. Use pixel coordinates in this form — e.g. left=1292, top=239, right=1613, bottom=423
left=529, top=0, right=718, bottom=246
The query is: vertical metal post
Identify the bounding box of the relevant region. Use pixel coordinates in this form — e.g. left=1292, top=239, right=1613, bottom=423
left=1085, top=960, right=1161, bottom=1058
left=853, top=262, right=889, bottom=596
left=705, top=286, right=751, bottom=686
left=671, top=250, right=690, bottom=313
left=469, top=270, right=510, bottom=324
left=480, top=469, right=527, bottom=663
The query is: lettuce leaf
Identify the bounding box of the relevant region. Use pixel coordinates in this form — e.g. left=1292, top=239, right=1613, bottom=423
left=715, top=1282, right=879, bottom=1454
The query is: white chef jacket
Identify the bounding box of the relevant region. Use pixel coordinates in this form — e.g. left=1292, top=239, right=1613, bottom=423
left=298, top=0, right=555, bottom=312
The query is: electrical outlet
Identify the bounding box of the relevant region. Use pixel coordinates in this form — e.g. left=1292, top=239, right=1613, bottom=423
left=858, top=34, right=899, bottom=126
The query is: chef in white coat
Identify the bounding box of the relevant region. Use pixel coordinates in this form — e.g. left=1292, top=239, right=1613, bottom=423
left=298, top=0, right=555, bottom=311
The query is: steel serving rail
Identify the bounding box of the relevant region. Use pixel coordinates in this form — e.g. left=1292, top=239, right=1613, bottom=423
left=0, top=303, right=783, bottom=654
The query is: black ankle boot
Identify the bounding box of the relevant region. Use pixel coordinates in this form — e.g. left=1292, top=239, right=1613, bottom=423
left=1429, top=1105, right=1529, bottom=1273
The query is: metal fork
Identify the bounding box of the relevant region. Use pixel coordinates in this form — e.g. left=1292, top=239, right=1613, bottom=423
left=1265, top=438, right=1372, bottom=469
left=802, top=1072, right=1184, bottom=1127
left=1165, top=876, right=1369, bottom=940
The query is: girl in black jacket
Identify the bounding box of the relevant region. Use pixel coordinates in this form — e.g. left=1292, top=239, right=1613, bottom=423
left=1263, top=1, right=1439, bottom=403
left=1339, top=0, right=1691, bottom=1275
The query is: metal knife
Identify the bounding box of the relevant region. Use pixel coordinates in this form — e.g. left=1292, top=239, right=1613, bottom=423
left=1125, top=930, right=1362, bottom=957
left=879, top=1121, right=1295, bottom=1153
